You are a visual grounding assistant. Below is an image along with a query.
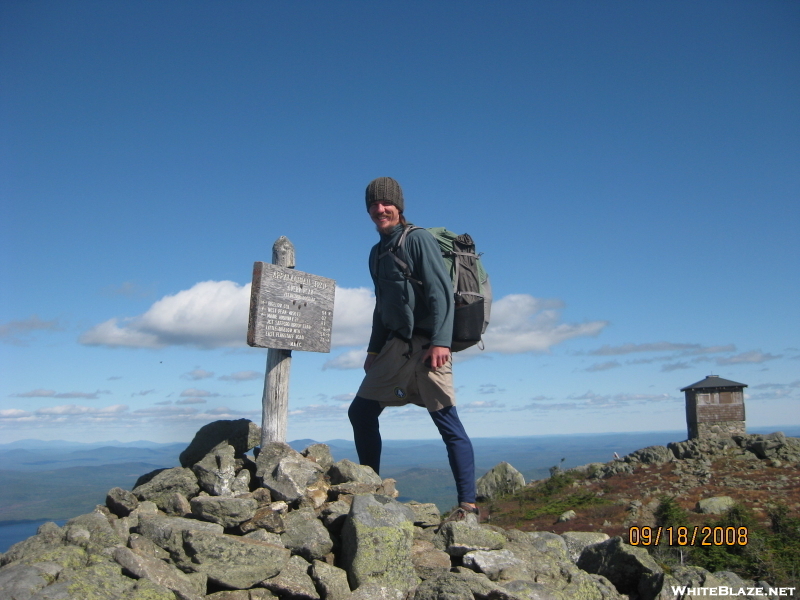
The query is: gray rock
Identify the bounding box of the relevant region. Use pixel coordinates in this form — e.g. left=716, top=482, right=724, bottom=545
left=311, top=559, right=352, bottom=600
left=258, top=446, right=326, bottom=503
left=411, top=539, right=451, bottom=572
left=206, top=591, right=279, bottom=600
left=341, top=494, right=418, bottom=592
left=577, top=536, right=664, bottom=600
left=561, top=531, right=609, bottom=563
left=321, top=497, right=353, bottom=535
left=262, top=555, right=320, bottom=599
left=557, top=510, right=576, bottom=522
left=476, top=461, right=526, bottom=500
left=625, top=445, right=673, bottom=465
left=501, top=579, right=566, bottom=600
left=328, top=459, right=382, bottom=486
left=164, top=491, right=192, bottom=516
left=302, top=443, right=335, bottom=470
left=404, top=502, right=440, bottom=527
left=137, top=515, right=223, bottom=565
left=0, top=562, right=54, bottom=600
left=243, top=528, right=284, bottom=545
left=106, top=487, right=139, bottom=517
left=114, top=545, right=205, bottom=600
left=238, top=506, right=286, bottom=534
left=193, top=443, right=238, bottom=496
left=281, top=508, right=334, bottom=561
left=696, top=496, right=735, bottom=514
left=462, top=548, right=524, bottom=581
left=413, top=571, right=475, bottom=600
left=190, top=495, right=258, bottom=528
left=179, top=418, right=261, bottom=467
left=29, top=560, right=162, bottom=600
left=255, top=441, right=302, bottom=482
left=434, top=519, right=506, bottom=557
left=62, top=511, right=125, bottom=554
left=350, top=582, right=407, bottom=600
left=181, top=529, right=290, bottom=589
left=132, top=467, right=200, bottom=512
left=128, top=533, right=171, bottom=561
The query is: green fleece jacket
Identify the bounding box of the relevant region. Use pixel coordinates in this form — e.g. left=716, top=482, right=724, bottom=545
left=367, top=224, right=454, bottom=354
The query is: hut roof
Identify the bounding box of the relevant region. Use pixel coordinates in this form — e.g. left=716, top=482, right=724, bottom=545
left=680, top=375, right=747, bottom=392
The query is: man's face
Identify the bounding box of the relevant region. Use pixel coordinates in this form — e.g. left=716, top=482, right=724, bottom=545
left=368, top=201, right=401, bottom=234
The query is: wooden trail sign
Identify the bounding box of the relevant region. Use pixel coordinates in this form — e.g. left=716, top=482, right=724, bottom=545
left=247, top=263, right=334, bottom=352
left=247, top=236, right=336, bottom=445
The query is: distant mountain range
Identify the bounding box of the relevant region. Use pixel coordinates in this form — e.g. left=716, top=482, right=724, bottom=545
left=1, top=426, right=797, bottom=523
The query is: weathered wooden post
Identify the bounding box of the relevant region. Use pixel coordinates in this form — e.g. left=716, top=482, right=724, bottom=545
left=247, top=237, right=335, bottom=446
left=262, top=237, right=295, bottom=445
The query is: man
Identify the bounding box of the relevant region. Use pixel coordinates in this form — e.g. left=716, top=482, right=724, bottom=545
left=348, top=176, right=478, bottom=517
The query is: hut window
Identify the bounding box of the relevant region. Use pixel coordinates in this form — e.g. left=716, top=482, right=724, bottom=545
left=697, top=393, right=711, bottom=404
left=719, top=392, right=733, bottom=404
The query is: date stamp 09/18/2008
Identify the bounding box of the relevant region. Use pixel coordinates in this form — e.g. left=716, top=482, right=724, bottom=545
left=628, top=525, right=749, bottom=547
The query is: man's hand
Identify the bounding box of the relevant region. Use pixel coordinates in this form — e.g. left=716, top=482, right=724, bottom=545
left=423, top=345, right=450, bottom=370
left=364, top=353, right=377, bottom=373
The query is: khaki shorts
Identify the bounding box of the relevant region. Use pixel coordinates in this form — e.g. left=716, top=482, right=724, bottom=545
left=357, top=334, right=456, bottom=412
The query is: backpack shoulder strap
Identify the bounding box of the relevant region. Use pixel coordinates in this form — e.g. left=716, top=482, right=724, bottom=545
left=380, top=226, right=423, bottom=287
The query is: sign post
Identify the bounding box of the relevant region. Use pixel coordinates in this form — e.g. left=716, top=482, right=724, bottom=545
left=247, top=236, right=335, bottom=446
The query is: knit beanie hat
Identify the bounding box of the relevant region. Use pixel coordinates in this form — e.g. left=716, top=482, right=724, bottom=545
left=365, top=177, right=404, bottom=212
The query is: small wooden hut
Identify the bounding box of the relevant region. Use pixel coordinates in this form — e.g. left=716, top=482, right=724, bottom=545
left=680, top=375, right=747, bottom=439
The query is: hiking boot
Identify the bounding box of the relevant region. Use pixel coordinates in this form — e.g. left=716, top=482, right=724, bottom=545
left=436, top=502, right=480, bottom=532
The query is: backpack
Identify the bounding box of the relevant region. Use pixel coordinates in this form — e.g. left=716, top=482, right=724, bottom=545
left=381, top=226, right=492, bottom=352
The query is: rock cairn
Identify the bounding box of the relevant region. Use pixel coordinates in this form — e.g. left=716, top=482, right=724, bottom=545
left=0, top=420, right=788, bottom=600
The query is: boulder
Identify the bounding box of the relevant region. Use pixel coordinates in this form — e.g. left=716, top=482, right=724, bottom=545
left=577, top=536, right=664, bottom=600
left=181, top=529, right=291, bottom=589
left=0, top=562, right=54, bottom=600
left=106, top=486, right=139, bottom=517
left=341, top=494, right=418, bottom=591
left=280, top=508, right=334, bottom=561
left=239, top=505, right=286, bottom=534
left=262, top=554, right=320, bottom=599
left=476, top=461, right=526, bottom=500
left=561, top=531, right=610, bottom=563
left=696, top=496, right=735, bottom=514
left=190, top=495, right=258, bottom=528
left=179, top=418, right=261, bottom=467
left=302, top=443, right=335, bottom=470
left=132, top=467, right=200, bottom=512
left=114, top=545, right=205, bottom=600
left=404, top=501, right=440, bottom=527
left=462, top=549, right=524, bottom=581
left=311, top=559, right=352, bottom=600
left=193, top=443, right=239, bottom=496
left=433, top=517, right=506, bottom=557
left=137, top=514, right=223, bottom=565
left=328, top=459, right=382, bottom=486
left=626, top=445, right=673, bottom=465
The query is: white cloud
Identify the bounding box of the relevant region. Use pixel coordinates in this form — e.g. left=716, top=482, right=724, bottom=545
left=586, top=361, right=622, bottom=372
left=0, top=315, right=62, bottom=345
left=589, top=342, right=734, bottom=356
left=716, top=350, right=782, bottom=365
left=219, top=370, right=262, bottom=382
left=11, top=389, right=110, bottom=400
left=80, top=281, right=375, bottom=350
left=180, top=388, right=219, bottom=397
left=471, top=295, right=607, bottom=355
left=323, top=348, right=368, bottom=370
left=183, top=369, right=215, bottom=380
left=331, top=287, right=374, bottom=347
left=176, top=398, right=207, bottom=405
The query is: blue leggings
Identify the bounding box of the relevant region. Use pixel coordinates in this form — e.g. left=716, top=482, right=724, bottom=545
left=348, top=396, right=476, bottom=504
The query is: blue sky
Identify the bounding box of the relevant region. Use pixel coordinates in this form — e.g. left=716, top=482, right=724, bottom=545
left=1, top=1, right=798, bottom=444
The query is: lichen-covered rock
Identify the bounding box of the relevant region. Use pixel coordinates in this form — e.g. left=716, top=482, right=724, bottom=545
left=341, top=494, right=418, bottom=592
left=238, top=505, right=286, bottom=534
left=433, top=518, right=506, bottom=557
left=190, top=495, right=258, bottom=528
left=404, top=501, right=440, bottom=527
left=179, top=418, right=261, bottom=467
left=561, top=531, right=610, bottom=563
left=193, top=443, right=238, bottom=496
left=280, top=508, right=333, bottom=561
left=625, top=445, right=673, bottom=465
left=257, top=444, right=327, bottom=503
left=181, top=529, right=290, bottom=589
left=696, top=496, right=735, bottom=514
left=311, top=559, right=352, bottom=600
left=476, top=461, right=526, bottom=501
left=132, top=467, right=200, bottom=512
left=328, top=459, right=382, bottom=486
left=301, top=443, right=334, bottom=470
left=113, top=546, right=205, bottom=600
left=577, top=536, right=664, bottom=600
left=462, top=548, right=524, bottom=581
left=106, top=486, right=139, bottom=517
left=137, top=515, right=223, bottom=566
left=0, top=562, right=55, bottom=599
left=262, top=554, right=320, bottom=599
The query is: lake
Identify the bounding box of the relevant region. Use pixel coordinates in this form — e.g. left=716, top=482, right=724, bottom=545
left=0, top=519, right=67, bottom=554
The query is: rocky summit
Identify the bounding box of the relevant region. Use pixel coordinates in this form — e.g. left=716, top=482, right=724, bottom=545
left=0, top=421, right=796, bottom=600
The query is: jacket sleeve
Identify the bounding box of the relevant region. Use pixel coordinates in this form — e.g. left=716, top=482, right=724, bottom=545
left=406, top=229, right=454, bottom=348
left=366, top=244, right=391, bottom=354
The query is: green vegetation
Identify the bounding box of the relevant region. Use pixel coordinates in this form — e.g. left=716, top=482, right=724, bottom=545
left=649, top=498, right=800, bottom=587
left=511, top=470, right=610, bottom=520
